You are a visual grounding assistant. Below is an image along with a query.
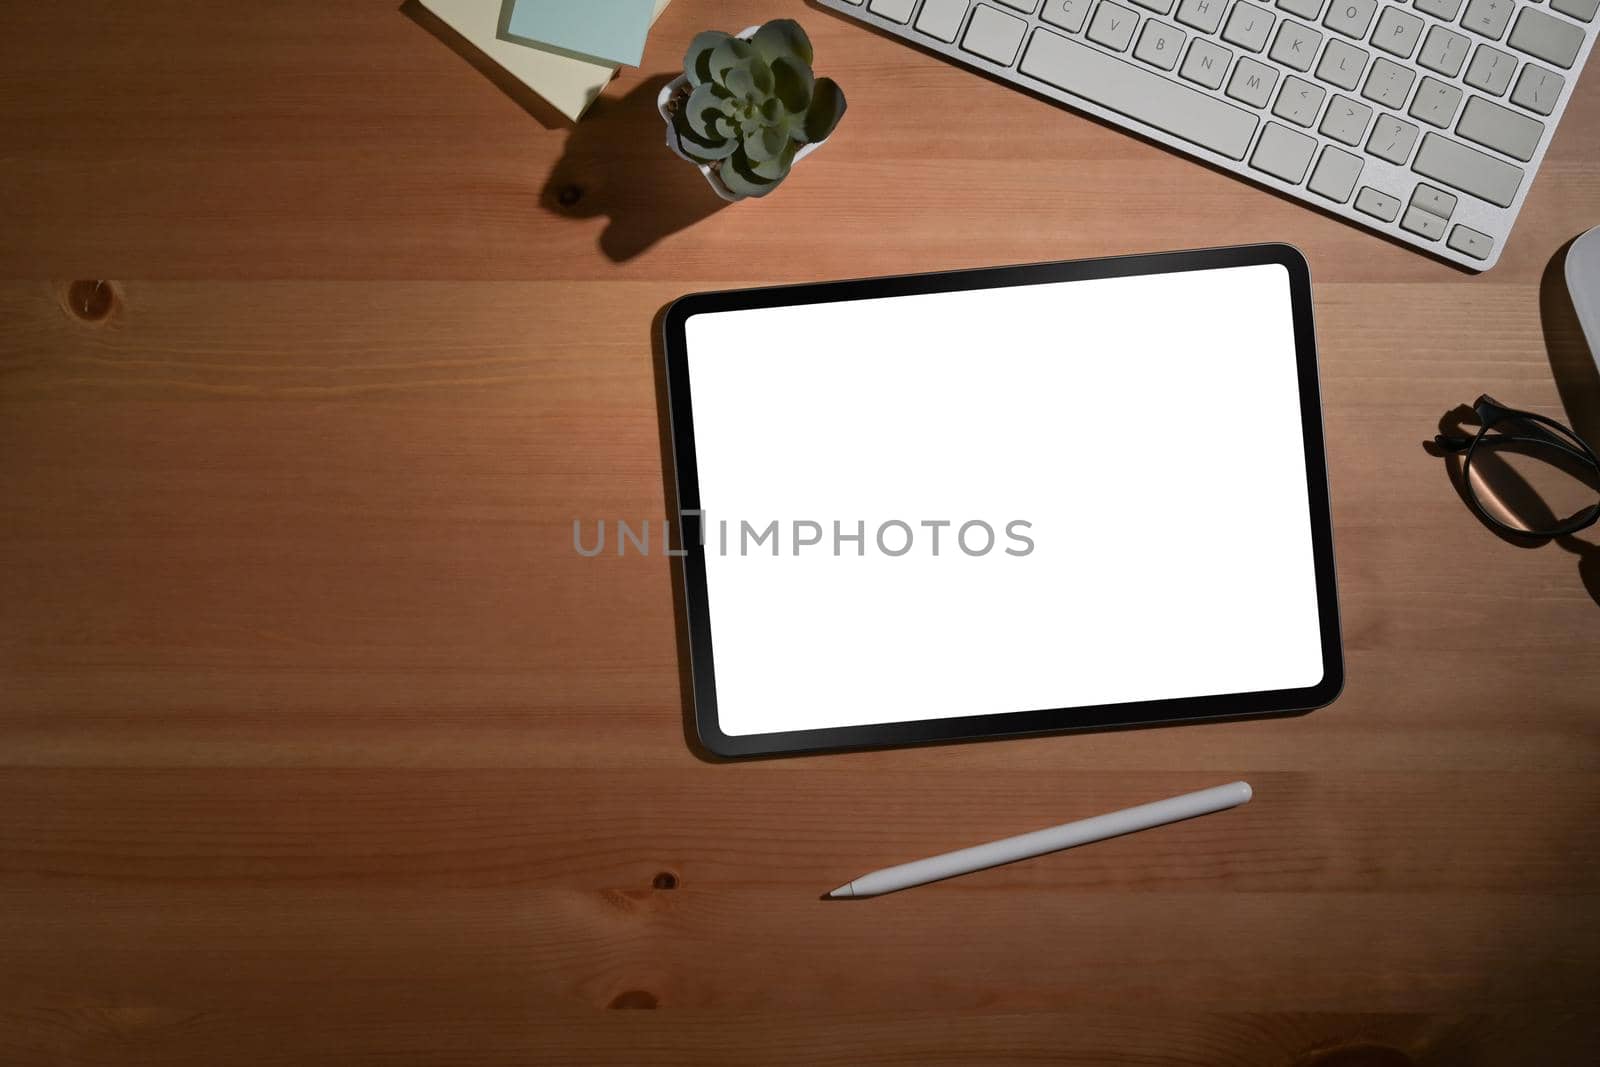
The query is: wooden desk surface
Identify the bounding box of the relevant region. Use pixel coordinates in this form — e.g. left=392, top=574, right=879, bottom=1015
left=3, top=2, right=1598, bottom=1063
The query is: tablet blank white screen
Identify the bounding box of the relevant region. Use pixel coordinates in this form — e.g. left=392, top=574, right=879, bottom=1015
left=684, top=263, right=1325, bottom=737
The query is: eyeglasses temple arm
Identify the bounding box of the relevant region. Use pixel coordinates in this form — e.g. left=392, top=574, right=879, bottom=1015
left=1486, top=429, right=1599, bottom=468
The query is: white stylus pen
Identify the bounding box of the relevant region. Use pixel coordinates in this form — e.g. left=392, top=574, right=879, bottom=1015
left=827, top=780, right=1253, bottom=898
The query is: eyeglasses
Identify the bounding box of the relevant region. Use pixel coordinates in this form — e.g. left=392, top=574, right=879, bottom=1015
left=1434, top=396, right=1600, bottom=538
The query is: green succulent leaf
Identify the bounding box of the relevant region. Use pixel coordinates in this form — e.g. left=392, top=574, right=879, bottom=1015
left=750, top=140, right=797, bottom=182
left=684, top=108, right=719, bottom=140
left=747, top=55, right=775, bottom=96
left=684, top=31, right=731, bottom=85
left=723, top=65, right=755, bottom=98
left=743, top=123, right=790, bottom=164
left=683, top=81, right=730, bottom=138
left=722, top=149, right=782, bottom=198
left=751, top=19, right=813, bottom=68
left=771, top=55, right=814, bottom=115
left=672, top=107, right=737, bottom=162
left=708, top=37, right=755, bottom=80
left=801, top=77, right=846, bottom=144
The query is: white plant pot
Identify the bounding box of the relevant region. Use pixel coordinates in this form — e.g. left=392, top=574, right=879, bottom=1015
left=657, top=25, right=829, bottom=203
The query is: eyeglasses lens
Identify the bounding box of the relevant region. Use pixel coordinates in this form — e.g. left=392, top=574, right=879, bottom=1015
left=1466, top=417, right=1600, bottom=534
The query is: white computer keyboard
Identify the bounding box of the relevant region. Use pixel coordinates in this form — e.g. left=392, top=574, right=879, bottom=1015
left=820, top=0, right=1596, bottom=270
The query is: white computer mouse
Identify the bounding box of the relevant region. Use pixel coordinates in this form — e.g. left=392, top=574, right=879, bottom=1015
left=1568, top=226, right=1600, bottom=372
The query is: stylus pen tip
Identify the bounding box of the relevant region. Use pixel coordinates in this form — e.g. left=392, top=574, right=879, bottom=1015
left=827, top=883, right=855, bottom=899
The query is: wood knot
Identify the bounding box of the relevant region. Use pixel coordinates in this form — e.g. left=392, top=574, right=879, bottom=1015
left=651, top=871, right=678, bottom=890
left=1294, top=1044, right=1415, bottom=1067
left=67, top=280, right=115, bottom=321
left=608, top=990, right=657, bottom=1010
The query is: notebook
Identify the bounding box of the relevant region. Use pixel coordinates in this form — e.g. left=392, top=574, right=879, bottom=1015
left=502, top=0, right=657, bottom=68
left=420, top=0, right=671, bottom=122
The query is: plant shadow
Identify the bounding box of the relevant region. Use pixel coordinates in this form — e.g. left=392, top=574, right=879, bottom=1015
left=543, top=75, right=732, bottom=262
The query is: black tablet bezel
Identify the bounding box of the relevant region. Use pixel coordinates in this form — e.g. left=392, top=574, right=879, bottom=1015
left=661, top=243, right=1343, bottom=758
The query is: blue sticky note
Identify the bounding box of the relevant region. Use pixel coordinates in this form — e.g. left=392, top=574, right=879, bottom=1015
left=501, top=0, right=657, bottom=68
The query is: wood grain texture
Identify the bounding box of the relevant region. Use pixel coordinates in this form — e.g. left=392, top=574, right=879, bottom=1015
left=2, top=1, right=1598, bottom=1064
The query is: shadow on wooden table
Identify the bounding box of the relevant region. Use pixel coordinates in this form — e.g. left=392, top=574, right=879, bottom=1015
left=1422, top=245, right=1600, bottom=607
left=542, top=76, right=731, bottom=262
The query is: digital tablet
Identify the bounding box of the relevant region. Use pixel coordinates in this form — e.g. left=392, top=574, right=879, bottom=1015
left=662, top=244, right=1342, bottom=757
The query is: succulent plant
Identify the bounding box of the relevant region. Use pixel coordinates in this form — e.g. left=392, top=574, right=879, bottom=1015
left=672, top=20, right=846, bottom=198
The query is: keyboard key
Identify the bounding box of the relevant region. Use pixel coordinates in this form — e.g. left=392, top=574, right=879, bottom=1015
left=995, top=0, right=1038, bottom=7
left=1372, top=7, right=1424, bottom=58
left=916, top=0, right=971, bottom=40
left=1269, top=21, right=1323, bottom=70
left=1465, top=44, right=1516, bottom=94
left=1448, top=225, right=1495, bottom=260
left=1135, top=21, right=1188, bottom=69
left=1410, top=183, right=1457, bottom=218
left=1131, top=0, right=1176, bottom=12
left=1277, top=0, right=1326, bottom=16
left=868, top=0, right=918, bottom=22
left=1551, top=0, right=1598, bottom=21
left=1367, top=113, right=1421, bottom=163
left=1461, top=0, right=1513, bottom=39
left=1250, top=121, right=1317, bottom=182
left=1510, top=64, right=1565, bottom=115
left=1319, top=94, right=1373, bottom=144
left=1418, top=26, right=1470, bottom=77
left=1226, top=56, right=1281, bottom=106
left=1355, top=185, right=1401, bottom=220
left=1316, top=38, right=1369, bottom=90
left=1457, top=95, right=1545, bottom=160
left=1412, top=132, right=1524, bottom=206
left=1019, top=28, right=1262, bottom=158
left=1176, top=0, right=1227, bottom=32
left=1181, top=38, right=1235, bottom=87
left=1324, top=0, right=1378, bottom=38
left=1087, top=1, right=1141, bottom=50
left=1413, top=0, right=1463, bottom=18
left=1042, top=0, right=1093, bottom=31
left=1362, top=57, right=1416, bottom=109
left=1223, top=3, right=1276, bottom=50
left=1401, top=204, right=1446, bottom=240
left=1408, top=76, right=1463, bottom=127
left=1507, top=8, right=1584, bottom=68
left=1308, top=145, right=1363, bottom=200
left=962, top=3, right=1028, bottom=63
left=1272, top=76, right=1327, bottom=125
